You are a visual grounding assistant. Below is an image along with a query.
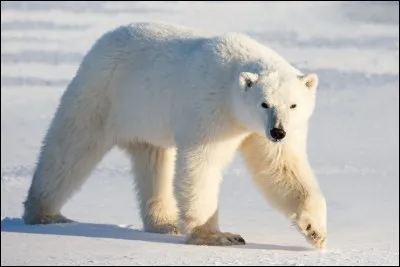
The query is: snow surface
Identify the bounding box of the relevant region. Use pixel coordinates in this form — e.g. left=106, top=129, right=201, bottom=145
left=1, top=1, right=399, bottom=265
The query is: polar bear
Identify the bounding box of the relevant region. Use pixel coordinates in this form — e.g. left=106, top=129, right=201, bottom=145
left=23, top=22, right=327, bottom=249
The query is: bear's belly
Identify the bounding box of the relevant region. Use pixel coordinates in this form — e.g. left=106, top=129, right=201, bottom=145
left=116, top=116, right=176, bottom=148
left=114, top=91, right=177, bottom=148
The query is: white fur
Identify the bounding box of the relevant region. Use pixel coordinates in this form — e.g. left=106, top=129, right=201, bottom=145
left=23, top=22, right=326, bottom=249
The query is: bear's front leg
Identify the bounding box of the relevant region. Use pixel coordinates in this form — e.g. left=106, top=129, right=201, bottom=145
left=240, top=133, right=327, bottom=249
left=174, top=143, right=246, bottom=246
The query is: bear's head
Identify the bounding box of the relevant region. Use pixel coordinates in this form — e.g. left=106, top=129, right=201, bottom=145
left=232, top=69, right=318, bottom=143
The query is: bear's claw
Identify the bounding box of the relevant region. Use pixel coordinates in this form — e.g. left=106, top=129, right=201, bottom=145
left=186, top=231, right=246, bottom=246
left=24, top=213, right=74, bottom=225
left=145, top=223, right=179, bottom=235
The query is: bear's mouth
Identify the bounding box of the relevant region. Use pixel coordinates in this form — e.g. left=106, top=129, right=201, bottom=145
left=269, top=137, right=285, bottom=144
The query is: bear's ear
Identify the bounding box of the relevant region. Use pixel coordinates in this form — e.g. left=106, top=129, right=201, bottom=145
left=300, top=73, right=318, bottom=92
left=239, top=72, right=259, bottom=91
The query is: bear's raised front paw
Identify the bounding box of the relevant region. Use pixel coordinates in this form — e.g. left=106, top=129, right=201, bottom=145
left=297, top=222, right=327, bottom=249
left=186, top=231, right=246, bottom=246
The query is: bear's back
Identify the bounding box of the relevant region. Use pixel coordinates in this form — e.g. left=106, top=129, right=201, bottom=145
left=126, top=22, right=210, bottom=41
left=98, top=22, right=300, bottom=76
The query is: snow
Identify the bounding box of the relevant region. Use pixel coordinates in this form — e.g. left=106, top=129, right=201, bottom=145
left=1, top=1, right=399, bottom=265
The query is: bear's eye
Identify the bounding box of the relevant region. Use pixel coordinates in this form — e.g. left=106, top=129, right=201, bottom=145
left=261, top=102, right=270, bottom=109
left=245, top=78, right=253, bottom=88
left=290, top=104, right=297, bottom=109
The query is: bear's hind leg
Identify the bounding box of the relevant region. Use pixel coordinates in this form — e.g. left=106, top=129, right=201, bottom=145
left=23, top=81, right=114, bottom=225
left=124, top=142, right=179, bottom=234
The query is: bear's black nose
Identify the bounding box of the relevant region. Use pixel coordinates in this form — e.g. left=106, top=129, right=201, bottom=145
left=270, top=128, right=286, bottom=140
